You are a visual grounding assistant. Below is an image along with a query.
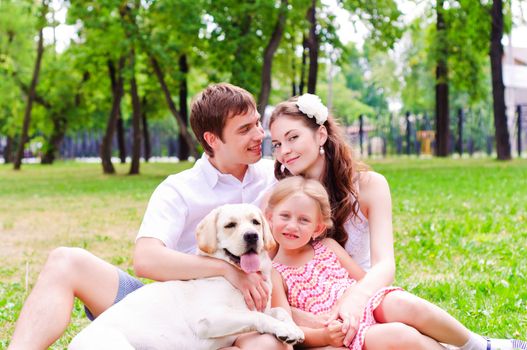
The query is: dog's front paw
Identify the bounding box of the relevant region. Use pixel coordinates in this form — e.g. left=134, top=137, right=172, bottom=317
left=272, top=322, right=304, bottom=345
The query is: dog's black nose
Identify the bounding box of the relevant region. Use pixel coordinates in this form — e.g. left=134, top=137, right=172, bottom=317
left=244, top=232, right=258, bottom=244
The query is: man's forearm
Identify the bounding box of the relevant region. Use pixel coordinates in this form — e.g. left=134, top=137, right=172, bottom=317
left=133, top=238, right=227, bottom=281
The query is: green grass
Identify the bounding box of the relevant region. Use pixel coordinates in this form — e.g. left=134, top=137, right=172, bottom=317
left=1, top=158, right=526, bottom=347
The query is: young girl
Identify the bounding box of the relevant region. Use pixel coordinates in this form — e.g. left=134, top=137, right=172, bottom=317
left=267, top=176, right=527, bottom=350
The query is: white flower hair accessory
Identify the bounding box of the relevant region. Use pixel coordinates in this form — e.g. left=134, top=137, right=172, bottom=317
left=296, top=93, right=328, bottom=125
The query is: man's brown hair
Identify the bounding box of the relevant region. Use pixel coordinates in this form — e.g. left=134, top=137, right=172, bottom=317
left=190, top=83, right=256, bottom=157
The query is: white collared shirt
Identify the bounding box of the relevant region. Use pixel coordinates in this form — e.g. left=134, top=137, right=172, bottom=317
left=136, top=154, right=276, bottom=254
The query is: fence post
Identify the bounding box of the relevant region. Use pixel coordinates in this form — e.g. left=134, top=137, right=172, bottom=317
left=359, top=114, right=364, bottom=157
left=405, top=111, right=411, bottom=155
left=518, top=105, right=522, bottom=157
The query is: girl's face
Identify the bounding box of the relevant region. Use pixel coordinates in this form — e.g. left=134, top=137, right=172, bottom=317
left=270, top=116, right=327, bottom=179
left=269, top=193, right=325, bottom=251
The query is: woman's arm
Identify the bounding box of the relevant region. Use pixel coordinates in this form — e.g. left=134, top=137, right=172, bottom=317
left=328, top=172, right=396, bottom=346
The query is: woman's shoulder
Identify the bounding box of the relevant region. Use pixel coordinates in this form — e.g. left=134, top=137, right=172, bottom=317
left=356, top=171, right=391, bottom=213
left=357, top=171, right=390, bottom=194
left=357, top=170, right=388, bottom=186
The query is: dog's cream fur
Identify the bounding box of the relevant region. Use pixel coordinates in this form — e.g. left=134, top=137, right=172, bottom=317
left=69, top=204, right=304, bottom=350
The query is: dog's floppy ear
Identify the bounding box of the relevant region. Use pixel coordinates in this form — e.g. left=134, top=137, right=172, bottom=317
left=259, top=210, right=276, bottom=252
left=196, top=208, right=220, bottom=254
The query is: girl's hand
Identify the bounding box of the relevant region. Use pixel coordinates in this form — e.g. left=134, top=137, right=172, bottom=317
left=223, top=264, right=269, bottom=311
left=292, top=308, right=329, bottom=328
left=326, top=292, right=367, bottom=347
left=324, top=320, right=346, bottom=347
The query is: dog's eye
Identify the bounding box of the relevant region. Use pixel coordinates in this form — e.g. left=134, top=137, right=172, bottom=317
left=224, top=222, right=237, bottom=229
left=252, top=219, right=261, bottom=226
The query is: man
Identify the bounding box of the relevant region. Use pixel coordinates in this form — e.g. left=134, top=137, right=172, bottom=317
left=9, top=83, right=286, bottom=349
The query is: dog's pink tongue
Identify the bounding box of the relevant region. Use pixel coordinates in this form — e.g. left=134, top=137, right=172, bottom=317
left=240, top=252, right=260, bottom=273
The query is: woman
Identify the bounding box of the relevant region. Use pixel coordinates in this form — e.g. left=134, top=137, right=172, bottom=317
left=269, top=93, right=395, bottom=346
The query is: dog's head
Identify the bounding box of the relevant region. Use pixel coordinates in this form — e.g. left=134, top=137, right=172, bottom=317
left=195, top=204, right=276, bottom=273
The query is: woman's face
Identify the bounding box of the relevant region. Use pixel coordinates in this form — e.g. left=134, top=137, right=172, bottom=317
left=270, top=116, right=326, bottom=178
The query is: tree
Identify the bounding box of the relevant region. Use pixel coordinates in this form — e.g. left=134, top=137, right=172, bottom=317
left=14, top=1, right=48, bottom=170
left=489, top=0, right=511, bottom=160
left=142, top=0, right=202, bottom=160
left=129, top=47, right=142, bottom=175
left=306, top=0, right=319, bottom=94
left=0, top=1, right=36, bottom=163
left=435, top=0, right=449, bottom=157
left=257, top=0, right=288, bottom=117
left=119, top=1, right=143, bottom=175
left=400, top=1, right=497, bottom=157
left=100, top=57, right=126, bottom=174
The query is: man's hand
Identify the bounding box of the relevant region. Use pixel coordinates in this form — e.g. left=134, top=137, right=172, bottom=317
left=224, top=265, right=269, bottom=311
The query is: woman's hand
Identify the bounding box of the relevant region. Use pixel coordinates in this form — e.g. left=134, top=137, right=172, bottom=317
left=324, top=320, right=346, bottom=347
left=223, top=264, right=269, bottom=311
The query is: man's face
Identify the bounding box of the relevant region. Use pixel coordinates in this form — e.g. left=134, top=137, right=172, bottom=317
left=215, top=108, right=265, bottom=166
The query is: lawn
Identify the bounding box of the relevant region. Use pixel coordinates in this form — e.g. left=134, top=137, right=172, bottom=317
left=1, top=158, right=526, bottom=348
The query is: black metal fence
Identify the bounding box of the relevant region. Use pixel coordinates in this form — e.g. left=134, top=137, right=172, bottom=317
left=0, top=126, right=188, bottom=161
left=343, top=105, right=527, bottom=158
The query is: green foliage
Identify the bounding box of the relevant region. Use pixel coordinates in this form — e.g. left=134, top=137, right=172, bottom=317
left=0, top=0, right=38, bottom=137
left=317, top=74, right=375, bottom=124
left=401, top=18, right=436, bottom=115
left=400, top=0, right=498, bottom=120
left=340, top=0, right=404, bottom=50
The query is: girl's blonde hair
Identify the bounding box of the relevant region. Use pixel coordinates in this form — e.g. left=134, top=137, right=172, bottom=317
left=266, top=177, right=333, bottom=235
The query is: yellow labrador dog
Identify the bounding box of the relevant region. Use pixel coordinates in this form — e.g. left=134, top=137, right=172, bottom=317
left=69, top=203, right=304, bottom=350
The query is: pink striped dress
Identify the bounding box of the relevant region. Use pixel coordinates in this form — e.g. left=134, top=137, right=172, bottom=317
left=272, top=240, right=401, bottom=350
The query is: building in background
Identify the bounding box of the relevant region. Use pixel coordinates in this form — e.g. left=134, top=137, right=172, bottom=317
left=504, top=44, right=527, bottom=155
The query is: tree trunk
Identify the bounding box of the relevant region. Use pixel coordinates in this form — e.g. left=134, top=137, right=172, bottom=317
left=41, top=71, right=89, bottom=164
left=291, top=35, right=298, bottom=96
left=116, top=115, right=126, bottom=163
left=4, top=136, right=13, bottom=163
left=490, top=0, right=511, bottom=160
left=178, top=54, right=190, bottom=161
left=100, top=57, right=125, bottom=174
left=306, top=0, right=319, bottom=94
left=257, top=0, right=288, bottom=116
left=14, top=10, right=46, bottom=170
left=435, top=0, right=450, bottom=157
left=41, top=116, right=67, bottom=164
left=150, top=55, right=198, bottom=158
left=129, top=48, right=142, bottom=175
left=299, top=36, right=307, bottom=95
left=141, top=96, right=151, bottom=162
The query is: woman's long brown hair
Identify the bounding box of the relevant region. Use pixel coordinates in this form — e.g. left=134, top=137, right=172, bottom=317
left=269, top=97, right=368, bottom=247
